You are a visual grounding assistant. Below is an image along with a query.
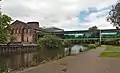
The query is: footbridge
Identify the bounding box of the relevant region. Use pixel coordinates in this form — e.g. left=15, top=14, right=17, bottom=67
left=52, top=29, right=120, bottom=40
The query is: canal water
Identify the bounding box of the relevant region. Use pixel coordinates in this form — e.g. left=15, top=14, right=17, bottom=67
left=0, top=52, right=40, bottom=72
left=65, top=45, right=88, bottom=54
left=71, top=45, right=88, bottom=54
left=0, top=45, right=88, bottom=72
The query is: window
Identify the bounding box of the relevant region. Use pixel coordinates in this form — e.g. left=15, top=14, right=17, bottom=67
left=15, top=29, right=17, bottom=34
left=24, top=29, right=27, bottom=33
left=26, top=29, right=28, bottom=33
left=17, top=29, right=19, bottom=34
left=28, top=29, right=30, bottom=33
left=27, top=37, right=29, bottom=42
left=19, top=29, right=21, bottom=33
left=13, top=29, right=16, bottom=34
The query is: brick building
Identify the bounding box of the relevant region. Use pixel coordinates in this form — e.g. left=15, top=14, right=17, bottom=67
left=10, top=20, right=42, bottom=44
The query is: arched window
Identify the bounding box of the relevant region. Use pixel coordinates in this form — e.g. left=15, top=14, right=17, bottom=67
left=28, top=29, right=30, bottom=33
left=27, top=37, right=29, bottom=42
left=19, top=29, right=21, bottom=33
left=15, top=29, right=17, bottom=34
left=26, top=29, right=28, bottom=33
left=24, top=29, right=27, bottom=33
left=17, top=29, right=19, bottom=34
left=13, top=29, right=16, bottom=34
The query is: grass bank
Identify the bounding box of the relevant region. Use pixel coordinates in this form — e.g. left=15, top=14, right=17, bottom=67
left=105, top=45, right=120, bottom=51
left=100, top=45, right=120, bottom=57
left=100, top=52, right=120, bottom=57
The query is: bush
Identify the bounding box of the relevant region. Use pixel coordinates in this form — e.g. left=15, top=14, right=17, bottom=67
left=88, top=44, right=97, bottom=49
left=62, top=40, right=72, bottom=47
left=38, top=35, right=62, bottom=49
left=95, top=42, right=100, bottom=47
left=83, top=44, right=89, bottom=47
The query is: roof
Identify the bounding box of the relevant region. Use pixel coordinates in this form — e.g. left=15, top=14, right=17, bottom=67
left=27, top=22, right=39, bottom=29
left=44, top=27, right=64, bottom=32
left=11, top=20, right=31, bottom=28
left=11, top=20, right=45, bottom=32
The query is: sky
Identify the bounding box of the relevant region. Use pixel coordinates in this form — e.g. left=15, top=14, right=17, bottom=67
left=1, top=0, right=118, bottom=31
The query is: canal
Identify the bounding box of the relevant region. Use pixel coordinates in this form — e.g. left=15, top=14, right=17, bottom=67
left=65, top=45, right=88, bottom=55
left=0, top=45, right=88, bottom=72
left=71, top=45, right=88, bottom=54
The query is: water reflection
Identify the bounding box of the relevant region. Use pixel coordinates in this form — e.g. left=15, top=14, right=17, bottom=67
left=71, top=45, right=88, bottom=54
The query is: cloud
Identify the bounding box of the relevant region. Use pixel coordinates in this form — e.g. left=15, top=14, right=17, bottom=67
left=81, top=8, right=116, bottom=30
left=1, top=0, right=118, bottom=30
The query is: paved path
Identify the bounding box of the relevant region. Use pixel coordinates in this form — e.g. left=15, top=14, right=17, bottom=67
left=15, top=47, right=120, bottom=73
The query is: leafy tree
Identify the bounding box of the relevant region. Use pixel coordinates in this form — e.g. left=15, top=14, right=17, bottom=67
left=62, top=40, right=72, bottom=47
left=88, top=26, right=98, bottom=38
left=107, top=1, right=120, bottom=29
left=38, top=35, right=64, bottom=60
left=0, top=13, right=12, bottom=44
left=88, top=26, right=98, bottom=32
left=38, top=35, right=62, bottom=49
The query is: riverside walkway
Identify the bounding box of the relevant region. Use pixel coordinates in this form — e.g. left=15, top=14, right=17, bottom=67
left=14, top=47, right=120, bottom=73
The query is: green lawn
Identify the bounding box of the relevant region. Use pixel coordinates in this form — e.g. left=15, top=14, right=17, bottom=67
left=105, top=46, right=120, bottom=51
left=100, top=52, right=120, bottom=57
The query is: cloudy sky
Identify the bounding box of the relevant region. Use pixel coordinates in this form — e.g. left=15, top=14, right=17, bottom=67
left=1, top=0, right=118, bottom=31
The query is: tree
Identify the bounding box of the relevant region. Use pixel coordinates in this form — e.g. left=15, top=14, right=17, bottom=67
left=88, top=26, right=98, bottom=38
left=62, top=40, right=72, bottom=47
left=0, top=13, right=12, bottom=44
left=38, top=35, right=62, bottom=49
left=107, top=1, right=120, bottom=29
left=88, top=26, right=98, bottom=32
left=38, top=35, right=64, bottom=60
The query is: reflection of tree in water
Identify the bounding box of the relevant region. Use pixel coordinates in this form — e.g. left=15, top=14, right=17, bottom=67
left=0, top=56, right=8, bottom=73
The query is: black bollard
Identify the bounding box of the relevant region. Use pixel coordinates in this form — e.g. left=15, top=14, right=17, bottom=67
left=68, top=48, right=71, bottom=56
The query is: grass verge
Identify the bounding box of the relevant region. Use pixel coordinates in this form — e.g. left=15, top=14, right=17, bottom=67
left=100, top=52, right=120, bottom=57
left=105, top=45, right=120, bottom=51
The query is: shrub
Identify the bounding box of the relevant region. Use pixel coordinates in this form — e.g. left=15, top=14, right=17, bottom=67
left=83, top=44, right=89, bottom=47
left=62, top=40, right=72, bottom=47
left=95, top=42, right=100, bottom=47
left=88, top=44, right=97, bottom=49
left=38, top=35, right=62, bottom=49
